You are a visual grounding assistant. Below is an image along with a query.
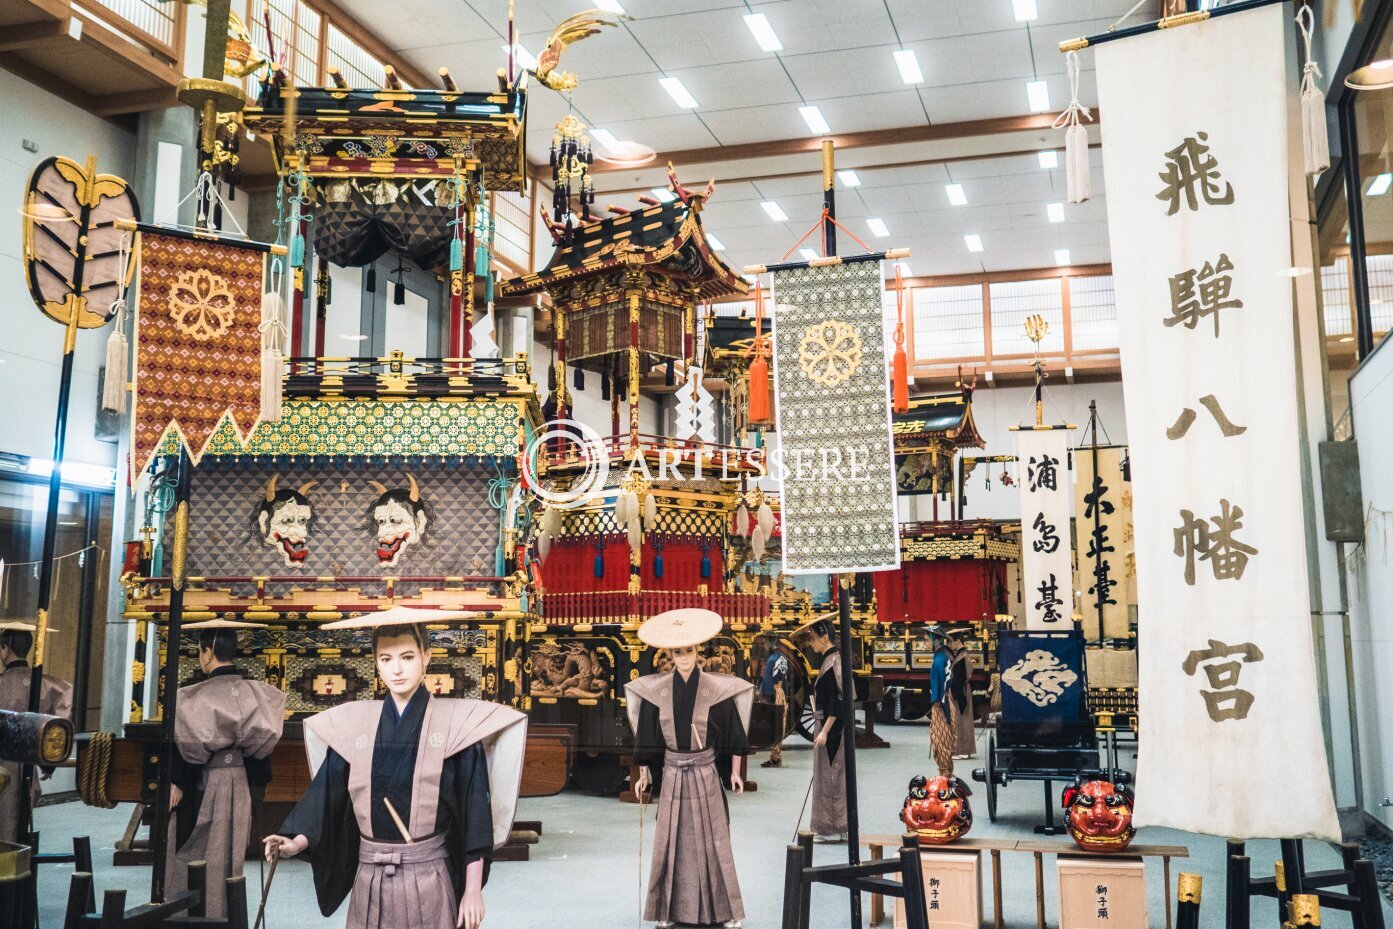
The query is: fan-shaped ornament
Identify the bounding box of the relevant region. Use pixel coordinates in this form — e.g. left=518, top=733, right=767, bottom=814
left=22, top=156, right=139, bottom=331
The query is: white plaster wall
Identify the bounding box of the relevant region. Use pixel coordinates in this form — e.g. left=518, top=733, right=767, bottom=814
left=528, top=332, right=660, bottom=438
left=0, top=68, right=137, bottom=468
left=948, top=379, right=1129, bottom=522
left=1345, top=335, right=1393, bottom=831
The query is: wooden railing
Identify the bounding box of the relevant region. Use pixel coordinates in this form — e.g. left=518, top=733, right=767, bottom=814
left=541, top=589, right=771, bottom=625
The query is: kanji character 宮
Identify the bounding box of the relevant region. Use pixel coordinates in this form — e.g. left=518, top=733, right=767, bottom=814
left=1182, top=639, right=1265, bottom=721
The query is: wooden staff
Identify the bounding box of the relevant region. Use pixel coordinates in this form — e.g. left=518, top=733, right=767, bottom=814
left=384, top=797, right=414, bottom=843
left=253, top=852, right=279, bottom=929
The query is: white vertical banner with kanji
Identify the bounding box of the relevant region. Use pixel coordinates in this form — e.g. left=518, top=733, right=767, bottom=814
left=1073, top=445, right=1131, bottom=641
left=1096, top=3, right=1339, bottom=838
left=1017, top=427, right=1074, bottom=629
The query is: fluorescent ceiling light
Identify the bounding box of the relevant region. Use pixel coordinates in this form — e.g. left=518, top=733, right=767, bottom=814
left=340, top=333, right=368, bottom=341
left=595, top=0, right=625, bottom=12
left=743, top=13, right=782, bottom=52
left=651, top=187, right=676, bottom=203
left=761, top=201, right=788, bottom=222
left=26, top=458, right=116, bottom=488
left=502, top=44, right=537, bottom=69
left=838, top=170, right=861, bottom=188
left=706, top=233, right=726, bottom=251
left=590, top=128, right=620, bottom=150
left=660, top=77, right=698, bottom=109
left=866, top=217, right=890, bottom=237
left=1026, top=80, right=1050, bottom=113
left=1038, top=150, right=1059, bottom=169
left=799, top=105, right=830, bottom=135
left=799, top=248, right=819, bottom=262
left=945, top=183, right=967, bottom=206
left=1368, top=172, right=1393, bottom=196
left=1046, top=201, right=1066, bottom=223
left=1013, top=0, right=1038, bottom=22
left=1055, top=249, right=1072, bottom=266
left=964, top=234, right=984, bottom=253
left=893, top=49, right=923, bottom=85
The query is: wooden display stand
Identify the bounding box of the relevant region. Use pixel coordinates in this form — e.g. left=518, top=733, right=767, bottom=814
left=1058, top=855, right=1147, bottom=929
left=893, top=849, right=981, bottom=929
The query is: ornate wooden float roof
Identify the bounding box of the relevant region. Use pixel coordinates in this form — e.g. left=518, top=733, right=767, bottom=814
left=501, top=192, right=750, bottom=303
left=242, top=85, right=527, bottom=190
left=892, top=389, right=984, bottom=453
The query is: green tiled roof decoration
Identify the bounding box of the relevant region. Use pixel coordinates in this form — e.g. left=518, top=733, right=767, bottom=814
left=156, top=399, right=527, bottom=459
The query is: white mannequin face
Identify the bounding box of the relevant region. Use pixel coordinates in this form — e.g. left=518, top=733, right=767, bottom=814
left=671, top=645, right=699, bottom=676
left=376, top=633, right=427, bottom=697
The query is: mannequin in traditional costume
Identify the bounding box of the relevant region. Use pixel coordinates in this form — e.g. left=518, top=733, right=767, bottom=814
left=798, top=617, right=847, bottom=842
left=628, top=608, right=752, bottom=929
left=947, top=630, right=976, bottom=759
left=927, top=628, right=955, bottom=776
left=756, top=632, right=788, bottom=769
left=264, top=612, right=525, bottom=929
left=166, top=620, right=286, bottom=917
left=0, top=622, right=72, bottom=844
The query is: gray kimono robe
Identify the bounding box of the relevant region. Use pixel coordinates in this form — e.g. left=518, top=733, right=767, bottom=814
left=627, top=669, right=753, bottom=926
left=164, top=668, right=286, bottom=917
left=810, top=648, right=848, bottom=836
left=282, top=693, right=527, bottom=929
left=0, top=660, right=73, bottom=844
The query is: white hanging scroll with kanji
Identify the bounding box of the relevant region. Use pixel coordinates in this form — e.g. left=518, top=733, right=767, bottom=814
left=1016, top=428, right=1074, bottom=629
left=1096, top=3, right=1339, bottom=839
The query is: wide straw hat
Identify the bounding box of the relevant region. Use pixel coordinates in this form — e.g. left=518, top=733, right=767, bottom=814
left=320, top=605, right=477, bottom=630
left=636, top=608, right=723, bottom=649
left=183, top=618, right=270, bottom=630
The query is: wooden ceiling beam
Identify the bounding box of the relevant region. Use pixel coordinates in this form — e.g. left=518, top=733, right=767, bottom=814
left=0, top=20, right=70, bottom=52
left=588, top=111, right=1089, bottom=174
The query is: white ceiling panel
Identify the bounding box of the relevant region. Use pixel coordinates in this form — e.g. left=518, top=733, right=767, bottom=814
left=746, top=0, right=898, bottom=55
left=327, top=0, right=1142, bottom=275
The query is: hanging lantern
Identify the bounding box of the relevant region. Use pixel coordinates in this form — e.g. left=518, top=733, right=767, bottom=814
left=550, top=113, right=593, bottom=227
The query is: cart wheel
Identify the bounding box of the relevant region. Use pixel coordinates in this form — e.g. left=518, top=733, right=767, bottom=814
left=796, top=695, right=816, bottom=741
left=986, top=735, right=999, bottom=822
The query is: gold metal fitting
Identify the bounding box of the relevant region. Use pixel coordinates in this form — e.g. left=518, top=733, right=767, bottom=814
left=1288, top=894, right=1320, bottom=927
left=1177, top=873, right=1202, bottom=904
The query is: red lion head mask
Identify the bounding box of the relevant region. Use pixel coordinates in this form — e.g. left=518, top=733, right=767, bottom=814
left=1063, top=779, right=1136, bottom=852
left=900, top=775, right=973, bottom=844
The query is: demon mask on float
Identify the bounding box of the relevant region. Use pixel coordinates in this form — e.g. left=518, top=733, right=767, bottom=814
left=1063, top=778, right=1136, bottom=852
left=254, top=475, right=317, bottom=566
left=365, top=474, right=430, bottom=566
left=900, top=774, right=974, bottom=844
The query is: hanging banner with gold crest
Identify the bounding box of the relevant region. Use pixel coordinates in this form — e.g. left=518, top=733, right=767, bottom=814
left=1073, top=445, right=1131, bottom=641
left=770, top=260, right=899, bottom=574
left=130, top=228, right=271, bottom=477
left=1095, top=3, right=1339, bottom=839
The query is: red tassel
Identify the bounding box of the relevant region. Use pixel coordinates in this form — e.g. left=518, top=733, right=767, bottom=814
left=893, top=344, right=909, bottom=413
left=748, top=354, right=770, bottom=423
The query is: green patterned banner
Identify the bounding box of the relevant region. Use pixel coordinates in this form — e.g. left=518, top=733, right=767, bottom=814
left=770, top=261, right=900, bottom=573
left=155, top=398, right=527, bottom=459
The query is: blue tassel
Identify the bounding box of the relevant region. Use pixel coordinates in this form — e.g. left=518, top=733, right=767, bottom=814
left=654, top=553, right=664, bottom=578
left=754, top=430, right=763, bottom=450
left=450, top=236, right=464, bottom=272
left=701, top=553, right=712, bottom=578
left=495, top=544, right=505, bottom=576
left=289, top=233, right=304, bottom=269
left=484, top=272, right=494, bottom=305
left=475, top=244, right=489, bottom=277
left=594, top=552, right=604, bottom=577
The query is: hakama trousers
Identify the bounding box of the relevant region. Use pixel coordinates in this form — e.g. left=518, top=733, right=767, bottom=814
left=348, top=833, right=456, bottom=929
left=645, top=748, right=745, bottom=925
left=166, top=752, right=252, bottom=918
left=810, top=739, right=847, bottom=836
